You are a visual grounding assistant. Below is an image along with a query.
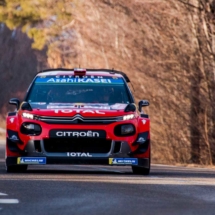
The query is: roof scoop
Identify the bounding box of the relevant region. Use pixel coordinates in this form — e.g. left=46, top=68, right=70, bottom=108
left=124, top=103, right=136, bottom=112
left=74, top=68, right=86, bottom=76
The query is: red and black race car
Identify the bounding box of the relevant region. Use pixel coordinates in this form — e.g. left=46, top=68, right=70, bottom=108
left=6, top=68, right=150, bottom=174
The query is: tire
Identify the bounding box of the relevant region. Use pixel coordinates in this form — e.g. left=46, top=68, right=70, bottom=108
left=132, top=166, right=150, bottom=175
left=132, top=154, right=151, bottom=175
left=6, top=165, right=28, bottom=173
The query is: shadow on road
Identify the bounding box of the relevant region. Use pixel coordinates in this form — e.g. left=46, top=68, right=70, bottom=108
left=0, top=161, right=214, bottom=179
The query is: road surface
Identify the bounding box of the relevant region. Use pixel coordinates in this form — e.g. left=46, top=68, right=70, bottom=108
left=0, top=141, right=215, bottom=215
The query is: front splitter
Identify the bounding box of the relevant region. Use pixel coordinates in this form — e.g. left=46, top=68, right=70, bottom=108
left=6, top=157, right=149, bottom=168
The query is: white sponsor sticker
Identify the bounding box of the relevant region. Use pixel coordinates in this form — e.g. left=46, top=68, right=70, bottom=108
left=109, top=158, right=138, bottom=165
left=9, top=118, right=14, bottom=123
left=142, top=120, right=147, bottom=124
left=53, top=109, right=105, bottom=114
left=56, top=131, right=99, bottom=137
left=67, top=152, right=92, bottom=157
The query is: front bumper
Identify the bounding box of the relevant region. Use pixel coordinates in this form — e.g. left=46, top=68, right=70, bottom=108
left=6, top=138, right=149, bottom=167
left=6, top=156, right=150, bottom=168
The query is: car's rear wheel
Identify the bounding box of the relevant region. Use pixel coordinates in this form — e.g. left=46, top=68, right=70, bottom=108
left=6, top=165, right=28, bottom=173
left=132, top=166, right=150, bottom=175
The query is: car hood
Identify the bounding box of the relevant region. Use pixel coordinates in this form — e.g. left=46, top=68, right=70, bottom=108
left=28, top=102, right=130, bottom=117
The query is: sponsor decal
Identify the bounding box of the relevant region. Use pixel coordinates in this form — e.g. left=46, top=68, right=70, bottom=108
left=110, top=103, right=127, bottom=110
left=7, top=130, right=20, bottom=142
left=10, top=135, right=18, bottom=141
left=37, top=102, right=46, bottom=105
left=142, top=120, right=147, bottom=124
left=109, top=158, right=138, bottom=165
left=35, top=76, right=124, bottom=84
left=137, top=137, right=146, bottom=143
left=67, top=152, right=92, bottom=157
left=48, top=105, right=77, bottom=109
left=80, top=104, right=110, bottom=109
left=56, top=131, right=99, bottom=137
left=17, top=157, right=46, bottom=165
left=49, top=103, right=76, bottom=105
left=47, top=104, right=110, bottom=110
left=50, top=130, right=106, bottom=138
left=47, top=78, right=111, bottom=83
left=9, top=118, right=14, bottom=123
left=32, top=103, right=123, bottom=110
left=52, top=109, right=105, bottom=114
left=133, top=132, right=149, bottom=146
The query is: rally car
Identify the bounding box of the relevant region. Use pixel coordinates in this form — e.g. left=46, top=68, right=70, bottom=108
left=6, top=68, right=150, bottom=174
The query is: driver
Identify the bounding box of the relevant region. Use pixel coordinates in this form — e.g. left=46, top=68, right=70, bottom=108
left=99, top=87, right=114, bottom=103
left=47, top=87, right=62, bottom=102
left=102, top=91, right=110, bottom=103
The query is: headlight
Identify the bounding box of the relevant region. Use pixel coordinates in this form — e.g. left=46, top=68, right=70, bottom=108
left=123, top=114, right=135, bottom=121
left=114, top=124, right=135, bottom=136
left=20, top=123, right=42, bottom=135
left=22, top=112, right=34, bottom=119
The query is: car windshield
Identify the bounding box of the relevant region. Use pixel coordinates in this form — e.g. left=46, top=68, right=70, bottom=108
left=26, top=75, right=131, bottom=104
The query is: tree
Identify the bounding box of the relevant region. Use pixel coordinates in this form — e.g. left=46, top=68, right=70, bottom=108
left=0, top=0, right=76, bottom=50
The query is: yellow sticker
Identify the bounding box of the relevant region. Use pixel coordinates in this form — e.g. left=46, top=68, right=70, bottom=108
left=17, top=157, right=21, bottom=164
left=109, top=158, right=113, bottom=164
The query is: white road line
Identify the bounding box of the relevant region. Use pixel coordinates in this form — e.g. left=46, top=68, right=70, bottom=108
left=0, top=193, right=7, bottom=196
left=0, top=199, right=19, bottom=204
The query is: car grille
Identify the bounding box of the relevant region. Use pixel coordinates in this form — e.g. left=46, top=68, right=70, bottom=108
left=37, top=114, right=121, bottom=124
left=43, top=138, right=112, bottom=153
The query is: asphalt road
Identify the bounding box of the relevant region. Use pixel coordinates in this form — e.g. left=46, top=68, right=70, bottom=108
left=0, top=142, right=215, bottom=215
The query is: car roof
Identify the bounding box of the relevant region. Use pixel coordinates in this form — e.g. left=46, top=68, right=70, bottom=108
left=37, top=68, right=130, bottom=82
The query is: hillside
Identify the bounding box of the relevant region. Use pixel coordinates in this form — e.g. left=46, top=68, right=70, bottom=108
left=0, top=0, right=215, bottom=165
left=0, top=24, right=47, bottom=132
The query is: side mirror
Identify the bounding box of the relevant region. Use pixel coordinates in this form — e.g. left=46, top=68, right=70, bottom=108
left=9, top=98, right=20, bottom=109
left=138, top=100, right=149, bottom=112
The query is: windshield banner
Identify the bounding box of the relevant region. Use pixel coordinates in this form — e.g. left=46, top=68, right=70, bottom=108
left=35, top=76, right=124, bottom=84
left=30, top=102, right=128, bottom=110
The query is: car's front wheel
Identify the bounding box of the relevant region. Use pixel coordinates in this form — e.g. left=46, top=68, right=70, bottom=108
left=132, top=155, right=151, bottom=175
left=6, top=165, right=28, bottom=173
